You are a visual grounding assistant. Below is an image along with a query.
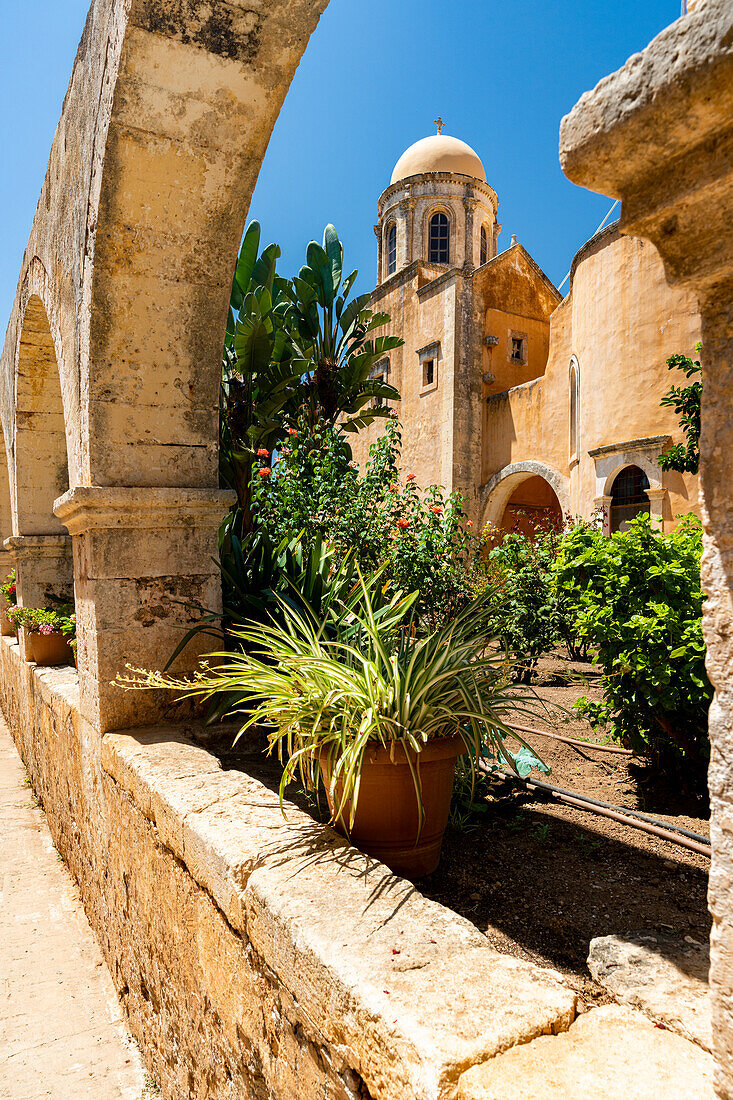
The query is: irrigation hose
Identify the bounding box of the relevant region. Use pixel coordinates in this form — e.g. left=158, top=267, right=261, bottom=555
left=482, top=764, right=711, bottom=857
left=511, top=723, right=634, bottom=756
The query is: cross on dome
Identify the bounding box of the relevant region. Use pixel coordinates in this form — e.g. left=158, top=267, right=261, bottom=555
left=434, top=116, right=445, bottom=135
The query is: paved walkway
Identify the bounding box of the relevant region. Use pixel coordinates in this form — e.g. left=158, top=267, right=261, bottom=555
left=0, top=718, right=154, bottom=1099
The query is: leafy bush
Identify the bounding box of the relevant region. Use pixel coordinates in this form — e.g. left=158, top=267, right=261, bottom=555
left=554, top=513, right=711, bottom=789
left=0, top=570, right=16, bottom=605
left=658, top=345, right=702, bottom=475
left=251, top=417, right=481, bottom=630
left=483, top=520, right=590, bottom=681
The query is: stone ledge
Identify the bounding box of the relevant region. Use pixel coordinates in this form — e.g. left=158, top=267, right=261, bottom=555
left=53, top=486, right=236, bottom=533
left=456, top=1004, right=715, bottom=1100
left=102, top=727, right=578, bottom=1098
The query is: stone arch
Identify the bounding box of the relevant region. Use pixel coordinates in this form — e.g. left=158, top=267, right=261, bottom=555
left=601, top=455, right=662, bottom=498
left=15, top=294, right=70, bottom=536
left=0, top=0, right=331, bottom=729
left=480, top=461, right=570, bottom=531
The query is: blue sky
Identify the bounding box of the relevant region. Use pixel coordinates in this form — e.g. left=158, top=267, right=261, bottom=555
left=0, top=0, right=683, bottom=322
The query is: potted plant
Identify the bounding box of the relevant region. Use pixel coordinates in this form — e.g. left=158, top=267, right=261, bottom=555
left=119, top=571, right=543, bottom=877
left=9, top=606, right=75, bottom=667
left=0, top=570, right=17, bottom=636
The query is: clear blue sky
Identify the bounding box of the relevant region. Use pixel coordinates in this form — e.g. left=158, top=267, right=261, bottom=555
left=0, top=0, right=683, bottom=323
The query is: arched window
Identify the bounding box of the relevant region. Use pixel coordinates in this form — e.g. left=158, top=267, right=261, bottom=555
left=569, top=359, right=579, bottom=461
left=480, top=224, right=488, bottom=266
left=609, top=466, right=650, bottom=533
left=428, top=212, right=450, bottom=264
left=386, top=223, right=397, bottom=276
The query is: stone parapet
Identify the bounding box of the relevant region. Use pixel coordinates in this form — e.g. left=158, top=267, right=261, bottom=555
left=0, top=634, right=580, bottom=1100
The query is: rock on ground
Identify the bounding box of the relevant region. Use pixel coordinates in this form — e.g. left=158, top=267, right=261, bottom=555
left=588, top=930, right=711, bottom=1051
left=457, top=1004, right=715, bottom=1100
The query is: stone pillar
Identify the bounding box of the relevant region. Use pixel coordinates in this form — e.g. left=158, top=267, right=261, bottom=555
left=374, top=224, right=382, bottom=284
left=53, top=487, right=235, bottom=733
left=593, top=495, right=612, bottom=537
left=464, top=199, right=479, bottom=270
left=646, top=487, right=668, bottom=529
left=3, top=535, right=74, bottom=660
left=560, top=3, right=733, bottom=1094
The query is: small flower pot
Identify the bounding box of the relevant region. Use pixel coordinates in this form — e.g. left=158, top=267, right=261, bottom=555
left=1, top=599, right=16, bottom=637
left=23, top=628, right=74, bottom=667
left=319, top=735, right=464, bottom=878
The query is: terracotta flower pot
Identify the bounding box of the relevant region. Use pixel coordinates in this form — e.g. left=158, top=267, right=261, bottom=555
left=24, top=629, right=74, bottom=667
left=319, top=735, right=464, bottom=878
left=1, top=599, right=16, bottom=637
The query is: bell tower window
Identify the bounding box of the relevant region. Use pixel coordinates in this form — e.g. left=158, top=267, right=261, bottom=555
left=428, top=212, right=450, bottom=264
left=480, top=224, right=488, bottom=265
left=386, top=223, right=397, bottom=276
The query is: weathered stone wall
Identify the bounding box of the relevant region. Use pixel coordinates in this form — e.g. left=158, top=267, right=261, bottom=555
left=0, top=634, right=585, bottom=1100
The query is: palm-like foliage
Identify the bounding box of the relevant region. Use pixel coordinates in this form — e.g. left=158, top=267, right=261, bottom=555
left=283, top=225, right=402, bottom=432
left=122, top=577, right=544, bottom=835
left=220, top=222, right=299, bottom=520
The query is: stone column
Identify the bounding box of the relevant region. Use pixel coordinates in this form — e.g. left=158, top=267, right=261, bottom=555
left=560, top=2, right=733, bottom=1094
left=464, top=199, right=479, bottom=270
left=646, top=487, right=668, bottom=530
left=374, top=224, right=382, bottom=284
left=3, top=535, right=74, bottom=660
left=53, top=486, right=235, bottom=733
left=593, top=495, right=612, bottom=536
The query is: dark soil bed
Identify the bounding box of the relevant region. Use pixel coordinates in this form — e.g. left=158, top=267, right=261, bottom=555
left=211, top=651, right=711, bottom=1009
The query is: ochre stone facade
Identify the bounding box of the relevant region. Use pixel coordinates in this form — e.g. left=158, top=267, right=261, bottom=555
left=354, top=134, right=702, bottom=538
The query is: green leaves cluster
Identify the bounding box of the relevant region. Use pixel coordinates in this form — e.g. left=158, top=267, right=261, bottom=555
left=251, top=418, right=481, bottom=631
left=220, top=221, right=402, bottom=526
left=554, top=512, right=711, bottom=790
left=658, top=345, right=702, bottom=475
left=484, top=521, right=589, bottom=682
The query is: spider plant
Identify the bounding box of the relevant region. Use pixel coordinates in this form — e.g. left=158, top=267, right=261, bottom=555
left=118, top=570, right=545, bottom=836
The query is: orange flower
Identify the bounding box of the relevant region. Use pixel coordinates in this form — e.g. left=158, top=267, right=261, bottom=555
left=389, top=482, right=399, bottom=492
left=430, top=505, right=443, bottom=515
left=406, top=474, right=416, bottom=481
left=396, top=518, right=409, bottom=530
left=256, top=447, right=269, bottom=457
left=258, top=467, right=272, bottom=477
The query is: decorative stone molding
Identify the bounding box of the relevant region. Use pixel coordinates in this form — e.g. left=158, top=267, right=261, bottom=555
left=480, top=461, right=571, bottom=528
left=4, top=534, right=72, bottom=558
left=53, top=486, right=235, bottom=535
left=588, top=435, right=672, bottom=459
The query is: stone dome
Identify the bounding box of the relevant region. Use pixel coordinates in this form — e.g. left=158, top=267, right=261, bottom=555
left=390, top=134, right=486, bottom=185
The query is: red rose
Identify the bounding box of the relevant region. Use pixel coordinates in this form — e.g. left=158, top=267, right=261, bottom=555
left=258, top=467, right=272, bottom=477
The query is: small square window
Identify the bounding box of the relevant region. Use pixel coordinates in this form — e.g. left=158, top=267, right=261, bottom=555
left=374, top=374, right=385, bottom=406
left=423, top=359, right=434, bottom=387
left=511, top=337, right=524, bottom=363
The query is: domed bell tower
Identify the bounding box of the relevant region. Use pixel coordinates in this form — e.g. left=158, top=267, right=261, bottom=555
left=376, top=121, right=499, bottom=283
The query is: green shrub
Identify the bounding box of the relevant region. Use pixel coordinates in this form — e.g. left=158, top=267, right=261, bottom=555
left=553, top=513, right=711, bottom=790
left=0, top=570, right=17, bottom=605
left=251, top=417, right=481, bottom=631
left=483, top=520, right=589, bottom=681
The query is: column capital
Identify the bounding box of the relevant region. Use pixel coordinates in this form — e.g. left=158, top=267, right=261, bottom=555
left=3, top=534, right=72, bottom=558
left=53, top=487, right=236, bottom=536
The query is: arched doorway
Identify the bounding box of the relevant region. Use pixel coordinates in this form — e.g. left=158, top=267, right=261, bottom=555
left=500, top=475, right=562, bottom=539
left=15, top=294, right=69, bottom=535
left=609, top=465, right=650, bottom=533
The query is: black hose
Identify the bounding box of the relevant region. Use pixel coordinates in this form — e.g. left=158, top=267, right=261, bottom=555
left=485, top=764, right=711, bottom=850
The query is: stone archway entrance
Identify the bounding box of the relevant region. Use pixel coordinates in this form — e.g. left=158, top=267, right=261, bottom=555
left=500, top=474, right=563, bottom=538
